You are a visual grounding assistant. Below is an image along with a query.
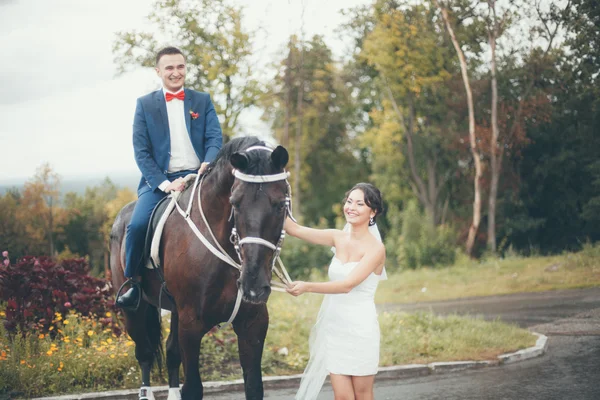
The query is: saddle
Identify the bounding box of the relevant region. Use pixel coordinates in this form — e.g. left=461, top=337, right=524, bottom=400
left=142, top=174, right=198, bottom=271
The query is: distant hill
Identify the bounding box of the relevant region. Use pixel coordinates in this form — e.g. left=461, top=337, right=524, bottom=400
left=0, top=173, right=139, bottom=197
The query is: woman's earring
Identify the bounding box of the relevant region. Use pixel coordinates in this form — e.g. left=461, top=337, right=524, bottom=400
left=369, top=216, right=374, bottom=225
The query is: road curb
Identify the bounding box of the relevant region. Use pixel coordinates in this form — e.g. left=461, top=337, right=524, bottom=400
left=497, top=332, right=548, bottom=364
left=33, top=332, right=548, bottom=400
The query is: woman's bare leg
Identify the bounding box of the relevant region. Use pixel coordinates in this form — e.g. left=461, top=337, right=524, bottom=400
left=351, top=375, right=375, bottom=400
left=330, top=374, right=355, bottom=400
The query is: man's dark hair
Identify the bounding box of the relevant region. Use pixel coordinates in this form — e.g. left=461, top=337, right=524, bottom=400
left=343, top=183, right=384, bottom=226
left=155, top=46, right=185, bottom=65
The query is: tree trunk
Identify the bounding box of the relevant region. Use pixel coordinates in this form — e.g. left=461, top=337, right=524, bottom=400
left=436, top=1, right=483, bottom=256
left=487, top=0, right=499, bottom=254
left=48, top=198, right=54, bottom=257
left=294, top=43, right=304, bottom=218
left=283, top=44, right=292, bottom=149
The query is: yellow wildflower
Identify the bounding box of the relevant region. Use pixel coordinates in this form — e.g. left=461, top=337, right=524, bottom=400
left=63, top=320, right=69, bottom=325
left=106, top=312, right=112, bottom=317
left=87, top=331, right=94, bottom=337
left=110, top=354, right=115, bottom=359
left=20, top=360, right=25, bottom=364
left=0, top=311, right=5, bottom=317
left=46, top=350, right=53, bottom=356
left=38, top=334, right=45, bottom=339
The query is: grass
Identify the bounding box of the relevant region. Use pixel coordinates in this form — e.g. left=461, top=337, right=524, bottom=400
left=376, top=244, right=600, bottom=304
left=0, top=293, right=536, bottom=398
left=10, top=243, right=594, bottom=398
left=266, top=292, right=535, bottom=370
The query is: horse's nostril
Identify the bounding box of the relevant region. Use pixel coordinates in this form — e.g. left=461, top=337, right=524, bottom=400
left=263, top=285, right=272, bottom=297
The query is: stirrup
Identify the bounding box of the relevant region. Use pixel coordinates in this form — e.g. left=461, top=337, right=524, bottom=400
left=116, top=278, right=142, bottom=312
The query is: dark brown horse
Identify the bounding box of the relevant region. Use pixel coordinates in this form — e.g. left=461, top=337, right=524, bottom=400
left=110, top=136, right=290, bottom=400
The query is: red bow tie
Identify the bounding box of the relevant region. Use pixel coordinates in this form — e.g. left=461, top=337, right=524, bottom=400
left=166, top=91, right=185, bottom=102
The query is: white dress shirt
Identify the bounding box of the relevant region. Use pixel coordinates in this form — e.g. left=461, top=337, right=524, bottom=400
left=158, top=87, right=201, bottom=192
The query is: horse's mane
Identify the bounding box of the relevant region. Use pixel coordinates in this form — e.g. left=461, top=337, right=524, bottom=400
left=210, top=136, right=274, bottom=174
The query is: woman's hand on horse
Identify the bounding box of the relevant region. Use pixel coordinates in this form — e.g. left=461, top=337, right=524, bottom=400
left=286, top=281, right=308, bottom=296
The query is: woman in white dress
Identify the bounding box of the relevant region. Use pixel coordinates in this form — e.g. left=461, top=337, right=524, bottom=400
left=285, top=182, right=386, bottom=400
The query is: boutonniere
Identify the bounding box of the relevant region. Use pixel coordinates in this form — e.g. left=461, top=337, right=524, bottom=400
left=190, top=110, right=199, bottom=120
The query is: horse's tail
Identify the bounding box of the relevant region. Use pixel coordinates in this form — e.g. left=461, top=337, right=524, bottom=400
left=146, top=304, right=164, bottom=374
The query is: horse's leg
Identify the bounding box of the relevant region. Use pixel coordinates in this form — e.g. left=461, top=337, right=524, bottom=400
left=179, top=313, right=205, bottom=400
left=166, top=311, right=182, bottom=400
left=233, top=305, right=269, bottom=400
left=124, top=301, right=163, bottom=400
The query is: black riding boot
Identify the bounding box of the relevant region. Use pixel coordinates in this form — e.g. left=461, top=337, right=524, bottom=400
left=116, top=280, right=141, bottom=310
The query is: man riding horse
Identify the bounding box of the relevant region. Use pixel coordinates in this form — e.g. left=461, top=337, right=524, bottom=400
left=116, top=46, right=223, bottom=309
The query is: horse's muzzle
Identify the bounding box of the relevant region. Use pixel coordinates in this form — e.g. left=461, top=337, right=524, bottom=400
left=237, top=278, right=272, bottom=304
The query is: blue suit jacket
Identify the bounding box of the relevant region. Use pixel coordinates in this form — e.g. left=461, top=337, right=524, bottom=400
left=133, top=88, right=223, bottom=194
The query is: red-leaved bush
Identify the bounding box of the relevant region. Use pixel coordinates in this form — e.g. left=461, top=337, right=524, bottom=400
left=0, top=254, right=119, bottom=335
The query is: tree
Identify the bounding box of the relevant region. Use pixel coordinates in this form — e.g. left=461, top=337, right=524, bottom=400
left=434, top=0, right=484, bottom=257
left=484, top=0, right=570, bottom=253
left=113, top=0, right=261, bottom=141
left=361, top=1, right=456, bottom=227
left=262, top=35, right=365, bottom=224
left=19, top=164, right=63, bottom=257
left=0, top=190, right=30, bottom=259
left=59, top=179, right=121, bottom=276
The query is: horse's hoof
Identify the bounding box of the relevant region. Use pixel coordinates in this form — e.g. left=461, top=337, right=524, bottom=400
left=167, top=387, right=182, bottom=400
left=139, top=386, right=156, bottom=400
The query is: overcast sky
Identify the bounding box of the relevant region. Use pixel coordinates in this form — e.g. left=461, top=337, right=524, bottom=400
left=0, top=0, right=370, bottom=183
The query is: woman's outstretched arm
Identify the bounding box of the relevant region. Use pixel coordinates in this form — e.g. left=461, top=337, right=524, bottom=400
left=286, top=243, right=385, bottom=296
left=284, top=216, right=339, bottom=247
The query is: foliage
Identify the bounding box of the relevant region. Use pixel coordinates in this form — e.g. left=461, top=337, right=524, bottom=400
left=113, top=0, right=261, bottom=141
left=279, top=235, right=332, bottom=281
left=0, top=310, right=136, bottom=399
left=8, top=164, right=65, bottom=258
left=397, top=201, right=457, bottom=269
left=262, top=35, right=368, bottom=224
left=0, top=255, right=117, bottom=335
left=0, top=290, right=537, bottom=398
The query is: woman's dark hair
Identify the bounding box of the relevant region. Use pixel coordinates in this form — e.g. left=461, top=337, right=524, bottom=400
left=343, top=183, right=384, bottom=226
left=156, top=46, right=185, bottom=65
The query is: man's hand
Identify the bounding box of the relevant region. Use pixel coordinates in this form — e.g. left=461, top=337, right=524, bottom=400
left=199, top=162, right=210, bottom=174
left=286, top=281, right=308, bottom=297
left=165, top=177, right=186, bottom=193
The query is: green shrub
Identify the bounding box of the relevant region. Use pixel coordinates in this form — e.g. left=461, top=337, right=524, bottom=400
left=280, top=222, right=332, bottom=280
left=398, top=201, right=457, bottom=269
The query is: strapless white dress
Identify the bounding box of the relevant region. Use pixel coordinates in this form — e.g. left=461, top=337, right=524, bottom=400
left=296, top=256, right=386, bottom=399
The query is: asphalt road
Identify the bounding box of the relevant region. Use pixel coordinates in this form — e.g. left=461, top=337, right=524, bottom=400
left=210, top=287, right=600, bottom=400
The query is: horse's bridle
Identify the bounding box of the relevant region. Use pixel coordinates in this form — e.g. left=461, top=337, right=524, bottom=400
left=229, top=145, right=293, bottom=277
left=172, top=145, right=293, bottom=328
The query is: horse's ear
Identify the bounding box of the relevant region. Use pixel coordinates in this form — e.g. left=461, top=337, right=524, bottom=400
left=230, top=152, right=249, bottom=171
left=271, top=146, right=289, bottom=170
